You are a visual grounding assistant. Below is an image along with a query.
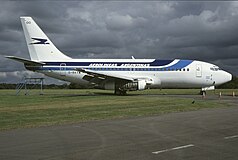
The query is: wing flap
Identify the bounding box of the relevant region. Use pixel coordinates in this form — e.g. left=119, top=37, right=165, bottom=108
left=76, top=68, right=133, bottom=82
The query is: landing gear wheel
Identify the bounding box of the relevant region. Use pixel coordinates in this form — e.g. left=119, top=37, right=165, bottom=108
left=120, top=90, right=127, bottom=96
left=200, top=90, right=206, bottom=95
left=114, top=88, right=127, bottom=96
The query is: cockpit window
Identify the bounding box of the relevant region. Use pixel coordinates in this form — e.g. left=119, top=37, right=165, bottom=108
left=210, top=66, right=220, bottom=71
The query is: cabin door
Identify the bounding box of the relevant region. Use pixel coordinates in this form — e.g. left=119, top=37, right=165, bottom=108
left=196, top=64, right=202, bottom=77
left=60, top=63, right=66, bottom=76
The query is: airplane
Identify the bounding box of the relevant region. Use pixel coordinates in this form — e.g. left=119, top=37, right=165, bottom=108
left=6, top=17, right=232, bottom=95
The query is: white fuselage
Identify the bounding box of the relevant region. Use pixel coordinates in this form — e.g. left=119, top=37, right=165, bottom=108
left=26, top=58, right=232, bottom=90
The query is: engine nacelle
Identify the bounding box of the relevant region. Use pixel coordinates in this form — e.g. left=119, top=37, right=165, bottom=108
left=122, top=80, right=147, bottom=91
left=137, top=80, right=147, bottom=90
left=103, top=79, right=148, bottom=91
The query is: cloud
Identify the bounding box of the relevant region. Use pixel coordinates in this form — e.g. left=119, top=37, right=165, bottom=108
left=0, top=72, right=7, bottom=79
left=0, top=71, right=66, bottom=84
left=105, top=13, right=147, bottom=31
left=0, top=1, right=238, bottom=84
left=0, top=71, right=42, bottom=83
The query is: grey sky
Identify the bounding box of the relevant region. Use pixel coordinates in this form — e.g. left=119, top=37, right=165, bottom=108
left=0, top=1, right=237, bottom=84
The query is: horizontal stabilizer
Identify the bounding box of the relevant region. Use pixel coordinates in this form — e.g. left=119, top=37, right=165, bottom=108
left=5, top=56, right=45, bottom=65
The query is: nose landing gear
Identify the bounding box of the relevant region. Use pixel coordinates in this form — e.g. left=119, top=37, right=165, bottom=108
left=200, top=90, right=206, bottom=96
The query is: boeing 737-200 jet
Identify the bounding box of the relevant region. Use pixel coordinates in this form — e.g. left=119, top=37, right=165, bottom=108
left=6, top=17, right=232, bottom=95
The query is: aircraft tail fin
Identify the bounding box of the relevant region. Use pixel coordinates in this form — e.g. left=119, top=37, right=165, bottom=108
left=20, top=17, right=71, bottom=61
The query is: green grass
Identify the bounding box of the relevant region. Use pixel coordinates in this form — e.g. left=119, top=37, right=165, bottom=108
left=0, top=89, right=236, bottom=130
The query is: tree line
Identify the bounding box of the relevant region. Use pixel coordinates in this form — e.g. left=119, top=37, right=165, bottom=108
left=0, top=83, right=90, bottom=89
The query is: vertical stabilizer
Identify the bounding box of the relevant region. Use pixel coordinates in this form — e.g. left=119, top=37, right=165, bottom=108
left=20, top=17, right=71, bottom=61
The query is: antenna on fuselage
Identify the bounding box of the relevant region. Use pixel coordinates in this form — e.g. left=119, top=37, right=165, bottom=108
left=131, top=56, right=135, bottom=59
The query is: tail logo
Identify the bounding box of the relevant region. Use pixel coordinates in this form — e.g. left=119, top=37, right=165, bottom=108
left=30, top=38, right=49, bottom=45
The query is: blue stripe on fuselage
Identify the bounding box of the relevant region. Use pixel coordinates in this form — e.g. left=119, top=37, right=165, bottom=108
left=164, top=60, right=193, bottom=70
left=26, top=60, right=193, bottom=71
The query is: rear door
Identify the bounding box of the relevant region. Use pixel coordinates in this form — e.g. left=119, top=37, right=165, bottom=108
left=60, top=63, right=66, bottom=76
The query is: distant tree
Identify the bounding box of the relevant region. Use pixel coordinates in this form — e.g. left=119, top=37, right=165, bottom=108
left=0, top=83, right=16, bottom=89
left=218, top=76, right=238, bottom=89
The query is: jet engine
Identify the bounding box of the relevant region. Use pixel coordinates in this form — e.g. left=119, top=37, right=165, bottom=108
left=103, top=79, right=148, bottom=91
left=122, top=80, right=147, bottom=91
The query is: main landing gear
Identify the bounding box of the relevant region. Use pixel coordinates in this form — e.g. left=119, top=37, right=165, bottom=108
left=114, top=88, right=127, bottom=96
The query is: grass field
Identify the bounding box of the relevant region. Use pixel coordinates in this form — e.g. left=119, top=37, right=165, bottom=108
left=0, top=89, right=237, bottom=130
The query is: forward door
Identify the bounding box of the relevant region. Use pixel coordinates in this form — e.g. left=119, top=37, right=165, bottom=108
left=196, top=64, right=202, bottom=77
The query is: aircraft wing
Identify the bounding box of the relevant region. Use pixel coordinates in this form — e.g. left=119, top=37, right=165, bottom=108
left=76, top=68, right=134, bottom=83
left=5, top=56, right=45, bottom=65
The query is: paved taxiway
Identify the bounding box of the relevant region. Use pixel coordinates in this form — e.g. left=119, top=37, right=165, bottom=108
left=0, top=97, right=237, bottom=160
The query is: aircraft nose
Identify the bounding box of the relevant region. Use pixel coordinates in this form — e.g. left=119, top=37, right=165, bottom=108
left=229, top=73, right=232, bottom=81
left=214, top=70, right=232, bottom=85
left=224, top=71, right=232, bottom=83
